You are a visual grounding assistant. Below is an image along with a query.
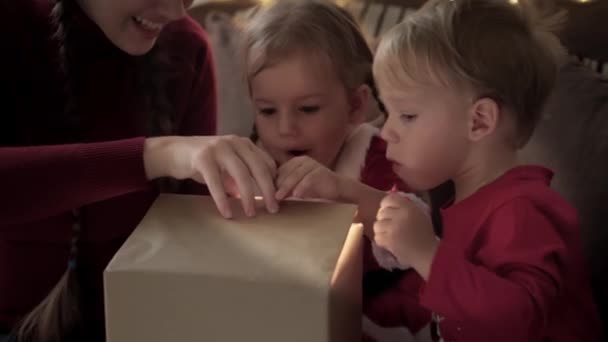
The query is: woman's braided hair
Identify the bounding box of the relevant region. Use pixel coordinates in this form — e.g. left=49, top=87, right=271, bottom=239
left=13, top=0, right=174, bottom=340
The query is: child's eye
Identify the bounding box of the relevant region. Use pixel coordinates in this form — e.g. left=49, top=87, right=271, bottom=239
left=299, top=105, right=320, bottom=114
left=400, top=113, right=417, bottom=122
left=258, top=108, right=276, bottom=116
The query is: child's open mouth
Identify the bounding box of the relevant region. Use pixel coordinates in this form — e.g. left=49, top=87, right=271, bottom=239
left=288, top=150, right=309, bottom=157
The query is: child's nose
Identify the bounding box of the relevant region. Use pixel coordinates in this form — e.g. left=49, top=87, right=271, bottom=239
left=380, top=123, right=398, bottom=143
left=278, top=115, right=298, bottom=136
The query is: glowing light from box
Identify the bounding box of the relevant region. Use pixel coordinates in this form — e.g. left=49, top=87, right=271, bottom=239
left=257, top=0, right=352, bottom=6
left=508, top=0, right=518, bottom=4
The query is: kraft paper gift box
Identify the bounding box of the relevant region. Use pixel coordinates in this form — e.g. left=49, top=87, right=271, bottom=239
left=104, top=194, right=362, bottom=342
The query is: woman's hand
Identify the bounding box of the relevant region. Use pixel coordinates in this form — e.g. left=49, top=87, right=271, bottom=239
left=143, top=135, right=278, bottom=218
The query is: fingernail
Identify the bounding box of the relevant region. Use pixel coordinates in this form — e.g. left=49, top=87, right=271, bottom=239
left=269, top=202, right=279, bottom=214
left=247, top=207, right=256, bottom=217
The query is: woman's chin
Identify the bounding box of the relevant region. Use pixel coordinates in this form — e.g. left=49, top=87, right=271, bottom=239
left=108, top=30, right=158, bottom=56
left=119, top=39, right=157, bottom=56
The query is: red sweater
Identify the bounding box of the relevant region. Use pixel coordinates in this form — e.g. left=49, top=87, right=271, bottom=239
left=0, top=0, right=217, bottom=337
left=373, top=166, right=602, bottom=341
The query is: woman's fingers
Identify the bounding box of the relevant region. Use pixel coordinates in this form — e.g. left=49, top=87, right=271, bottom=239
left=198, top=138, right=258, bottom=217
left=186, top=135, right=283, bottom=217
left=246, top=140, right=277, bottom=179
left=232, top=138, right=279, bottom=213
left=195, top=149, right=233, bottom=219
left=217, top=142, right=259, bottom=217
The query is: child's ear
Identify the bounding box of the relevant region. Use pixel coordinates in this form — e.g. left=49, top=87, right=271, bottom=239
left=468, top=97, right=500, bottom=142
left=348, top=84, right=371, bottom=125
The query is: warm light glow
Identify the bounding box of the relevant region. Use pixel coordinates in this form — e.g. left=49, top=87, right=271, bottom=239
left=508, top=0, right=519, bottom=4
left=257, top=0, right=352, bottom=5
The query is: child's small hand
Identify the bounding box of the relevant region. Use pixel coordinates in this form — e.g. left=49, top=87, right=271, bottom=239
left=274, top=156, right=344, bottom=201
left=373, top=193, right=438, bottom=280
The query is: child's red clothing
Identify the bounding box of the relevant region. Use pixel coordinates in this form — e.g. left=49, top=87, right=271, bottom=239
left=418, top=166, right=601, bottom=341
left=363, top=270, right=431, bottom=336
left=330, top=123, right=400, bottom=191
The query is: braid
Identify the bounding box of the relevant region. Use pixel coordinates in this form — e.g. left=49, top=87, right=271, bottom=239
left=137, top=44, right=178, bottom=193
left=14, top=1, right=82, bottom=341
left=138, top=45, right=175, bottom=137
left=12, top=0, right=178, bottom=339
left=52, top=0, right=81, bottom=141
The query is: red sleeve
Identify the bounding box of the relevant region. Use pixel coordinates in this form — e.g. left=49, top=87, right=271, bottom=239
left=360, top=136, right=409, bottom=193
left=361, top=334, right=376, bottom=342
left=420, top=199, right=565, bottom=341
left=363, top=236, right=381, bottom=273
left=0, top=138, right=149, bottom=226
left=365, top=270, right=432, bottom=332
